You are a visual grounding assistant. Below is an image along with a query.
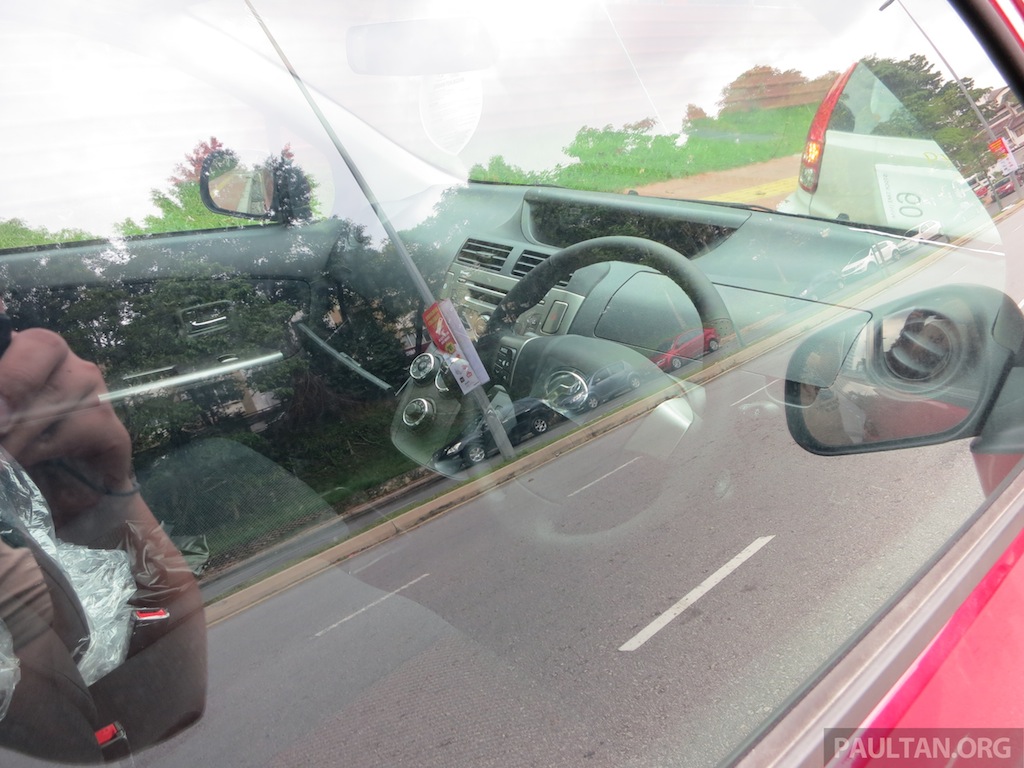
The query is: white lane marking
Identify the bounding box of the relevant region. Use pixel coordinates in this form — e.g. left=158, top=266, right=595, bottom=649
left=731, top=382, right=770, bottom=407
left=313, top=573, right=430, bottom=638
left=351, top=551, right=396, bottom=575
left=619, top=536, right=775, bottom=652
left=568, top=456, right=642, bottom=497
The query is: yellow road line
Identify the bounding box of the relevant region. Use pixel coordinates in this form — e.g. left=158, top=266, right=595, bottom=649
left=706, top=177, right=797, bottom=203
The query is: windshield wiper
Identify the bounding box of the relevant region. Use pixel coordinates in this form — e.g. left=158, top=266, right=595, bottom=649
left=695, top=199, right=778, bottom=215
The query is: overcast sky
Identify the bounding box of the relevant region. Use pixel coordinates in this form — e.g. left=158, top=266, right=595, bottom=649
left=0, top=0, right=1010, bottom=237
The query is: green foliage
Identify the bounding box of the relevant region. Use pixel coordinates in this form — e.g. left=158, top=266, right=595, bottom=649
left=139, top=436, right=339, bottom=567
left=5, top=267, right=310, bottom=454
left=118, top=181, right=254, bottom=236
left=863, top=54, right=995, bottom=175
left=470, top=105, right=815, bottom=193
left=468, top=54, right=999, bottom=192
left=7, top=267, right=417, bottom=568
left=0, top=138, right=421, bottom=573
left=468, top=155, right=554, bottom=186
left=0, top=218, right=98, bottom=250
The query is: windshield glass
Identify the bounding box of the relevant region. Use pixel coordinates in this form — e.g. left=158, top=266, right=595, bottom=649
left=238, top=1, right=1004, bottom=239
left=0, top=2, right=1021, bottom=768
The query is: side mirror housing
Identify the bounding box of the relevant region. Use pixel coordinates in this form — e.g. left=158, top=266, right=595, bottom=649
left=199, top=150, right=313, bottom=224
left=785, top=285, right=1024, bottom=455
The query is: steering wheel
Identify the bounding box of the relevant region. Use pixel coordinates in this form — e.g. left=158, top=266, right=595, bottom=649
left=392, top=235, right=735, bottom=471
left=480, top=236, right=736, bottom=403
left=486, top=235, right=735, bottom=342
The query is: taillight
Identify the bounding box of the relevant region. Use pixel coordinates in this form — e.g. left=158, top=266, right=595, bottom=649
left=798, top=62, right=858, bottom=193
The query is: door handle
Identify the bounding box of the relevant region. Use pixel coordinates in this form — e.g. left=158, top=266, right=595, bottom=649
left=179, top=301, right=232, bottom=337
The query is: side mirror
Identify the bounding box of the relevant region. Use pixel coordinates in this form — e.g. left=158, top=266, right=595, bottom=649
left=785, top=285, right=1024, bottom=455
left=199, top=150, right=313, bottom=224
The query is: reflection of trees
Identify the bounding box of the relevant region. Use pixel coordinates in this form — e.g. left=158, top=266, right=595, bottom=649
left=3, top=266, right=302, bottom=449
left=861, top=55, right=996, bottom=175
left=0, top=137, right=434, bottom=566
left=529, top=200, right=730, bottom=255
left=271, top=145, right=315, bottom=221
left=0, top=232, right=418, bottom=547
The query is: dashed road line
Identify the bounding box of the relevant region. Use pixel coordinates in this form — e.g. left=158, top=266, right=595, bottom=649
left=568, top=456, right=643, bottom=497
left=619, top=536, right=775, bottom=651
left=313, top=573, right=430, bottom=638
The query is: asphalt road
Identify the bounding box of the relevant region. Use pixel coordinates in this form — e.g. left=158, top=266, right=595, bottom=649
left=125, top=207, right=1024, bottom=768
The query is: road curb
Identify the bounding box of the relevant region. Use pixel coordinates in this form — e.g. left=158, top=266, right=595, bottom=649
left=204, top=461, right=529, bottom=625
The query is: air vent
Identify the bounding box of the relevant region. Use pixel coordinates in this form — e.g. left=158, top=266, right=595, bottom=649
left=455, top=239, right=512, bottom=272
left=511, top=249, right=551, bottom=278
left=884, top=310, right=957, bottom=383
left=512, top=249, right=569, bottom=287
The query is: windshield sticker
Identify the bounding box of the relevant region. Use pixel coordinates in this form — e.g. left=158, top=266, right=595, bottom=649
left=423, top=299, right=490, bottom=394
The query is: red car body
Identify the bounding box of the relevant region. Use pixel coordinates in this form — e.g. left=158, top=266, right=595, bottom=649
left=651, top=328, right=719, bottom=371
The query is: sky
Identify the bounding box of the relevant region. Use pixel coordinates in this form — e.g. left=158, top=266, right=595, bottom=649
left=0, top=0, right=1012, bottom=238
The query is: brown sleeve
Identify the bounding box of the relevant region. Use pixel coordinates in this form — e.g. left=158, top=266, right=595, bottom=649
left=0, top=537, right=53, bottom=648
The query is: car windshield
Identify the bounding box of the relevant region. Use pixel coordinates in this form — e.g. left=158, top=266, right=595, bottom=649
left=1, top=1, right=1022, bottom=767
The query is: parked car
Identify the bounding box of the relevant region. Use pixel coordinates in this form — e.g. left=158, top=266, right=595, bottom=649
left=904, top=218, right=942, bottom=242
left=4, top=2, right=1024, bottom=768
left=546, top=361, right=644, bottom=412
left=995, top=171, right=1022, bottom=198
left=432, top=396, right=558, bottom=469
left=841, top=239, right=900, bottom=279
left=651, top=328, right=720, bottom=371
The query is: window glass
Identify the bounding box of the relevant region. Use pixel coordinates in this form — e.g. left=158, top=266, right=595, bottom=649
left=0, top=2, right=1020, bottom=767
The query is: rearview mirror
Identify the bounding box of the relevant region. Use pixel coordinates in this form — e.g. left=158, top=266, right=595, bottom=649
left=785, top=286, right=1024, bottom=455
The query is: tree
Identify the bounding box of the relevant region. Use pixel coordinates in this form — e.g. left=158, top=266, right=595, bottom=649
left=0, top=218, right=97, bottom=249
left=118, top=181, right=235, bottom=235
left=718, top=66, right=827, bottom=113
left=119, top=138, right=241, bottom=234
left=169, top=136, right=227, bottom=186
left=469, top=155, right=552, bottom=186
left=862, top=54, right=996, bottom=174
left=118, top=138, right=317, bottom=235
left=683, top=103, right=708, bottom=129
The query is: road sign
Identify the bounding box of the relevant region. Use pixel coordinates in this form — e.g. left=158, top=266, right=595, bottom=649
left=990, top=137, right=1011, bottom=156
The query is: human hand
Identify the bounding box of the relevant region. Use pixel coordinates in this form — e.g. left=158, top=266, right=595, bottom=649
left=0, top=323, right=134, bottom=522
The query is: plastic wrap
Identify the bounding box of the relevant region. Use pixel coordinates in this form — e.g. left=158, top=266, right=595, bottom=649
left=0, top=618, right=18, bottom=722
left=61, top=543, right=134, bottom=685
left=0, top=452, right=135, bottom=686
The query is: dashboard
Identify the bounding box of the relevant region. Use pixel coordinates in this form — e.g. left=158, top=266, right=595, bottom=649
left=390, top=182, right=943, bottom=471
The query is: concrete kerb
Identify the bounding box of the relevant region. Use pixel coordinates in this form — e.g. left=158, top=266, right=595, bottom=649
left=204, top=470, right=490, bottom=625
